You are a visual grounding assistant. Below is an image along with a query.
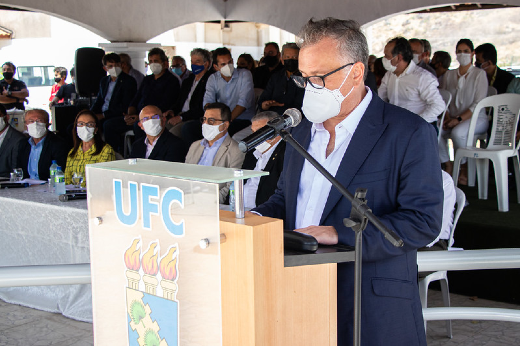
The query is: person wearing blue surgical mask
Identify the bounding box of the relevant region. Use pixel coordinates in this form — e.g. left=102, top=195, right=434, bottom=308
left=170, top=56, right=192, bottom=84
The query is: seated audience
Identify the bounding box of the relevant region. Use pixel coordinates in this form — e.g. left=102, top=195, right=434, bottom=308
left=165, top=48, right=214, bottom=145
left=253, top=42, right=284, bottom=89
left=0, top=62, right=29, bottom=110
left=0, top=104, right=25, bottom=177
left=130, top=105, right=186, bottom=162
left=258, top=42, right=305, bottom=115
left=128, top=48, right=181, bottom=139
left=368, top=54, right=377, bottom=72
left=64, top=110, right=115, bottom=186
left=91, top=53, right=138, bottom=153
left=185, top=102, right=245, bottom=203
left=49, top=67, right=68, bottom=104
left=50, top=67, right=76, bottom=106
left=17, top=109, right=68, bottom=180
left=119, top=53, right=145, bottom=88
left=440, top=39, right=488, bottom=185
left=373, top=57, right=386, bottom=88
left=409, top=38, right=436, bottom=76
left=379, top=37, right=444, bottom=129
left=475, top=43, right=515, bottom=94
left=241, top=111, right=286, bottom=209
left=171, top=56, right=192, bottom=84
left=237, top=53, right=256, bottom=73
left=203, top=47, right=255, bottom=136
left=430, top=51, right=451, bottom=85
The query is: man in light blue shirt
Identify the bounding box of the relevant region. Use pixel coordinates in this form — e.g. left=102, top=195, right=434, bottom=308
left=203, top=47, right=255, bottom=137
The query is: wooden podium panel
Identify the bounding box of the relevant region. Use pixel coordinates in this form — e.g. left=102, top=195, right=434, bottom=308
left=220, top=211, right=337, bottom=346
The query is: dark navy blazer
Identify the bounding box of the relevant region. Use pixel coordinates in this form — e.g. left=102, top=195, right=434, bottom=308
left=254, top=93, right=443, bottom=346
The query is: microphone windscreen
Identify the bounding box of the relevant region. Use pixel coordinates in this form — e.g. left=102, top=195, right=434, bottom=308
left=283, top=108, right=302, bottom=127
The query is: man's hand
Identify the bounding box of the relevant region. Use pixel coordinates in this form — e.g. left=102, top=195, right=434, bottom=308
left=294, top=225, right=338, bottom=245
left=261, top=100, right=284, bottom=110
left=124, top=113, right=138, bottom=125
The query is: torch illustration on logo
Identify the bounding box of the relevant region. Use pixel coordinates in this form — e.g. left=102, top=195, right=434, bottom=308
left=124, top=237, right=180, bottom=346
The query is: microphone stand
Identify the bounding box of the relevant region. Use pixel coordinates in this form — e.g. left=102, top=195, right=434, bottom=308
left=279, top=129, right=404, bottom=346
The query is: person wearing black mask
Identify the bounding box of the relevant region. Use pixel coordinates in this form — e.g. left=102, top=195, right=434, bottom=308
left=0, top=62, right=29, bottom=110
left=257, top=42, right=305, bottom=115
left=253, top=42, right=284, bottom=89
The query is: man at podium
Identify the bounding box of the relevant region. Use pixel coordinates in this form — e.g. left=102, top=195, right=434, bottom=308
left=253, top=18, right=443, bottom=346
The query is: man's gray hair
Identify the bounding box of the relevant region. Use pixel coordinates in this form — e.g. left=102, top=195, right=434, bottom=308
left=191, top=48, right=211, bottom=64
left=119, top=53, right=133, bottom=67
left=25, top=109, right=50, bottom=123
left=297, top=17, right=369, bottom=78
left=252, top=111, right=279, bottom=123
left=281, top=42, right=299, bottom=56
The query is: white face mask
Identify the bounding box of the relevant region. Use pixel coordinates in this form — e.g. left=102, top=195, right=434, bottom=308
left=220, top=63, right=234, bottom=78
left=0, top=116, right=5, bottom=131
left=142, top=118, right=163, bottom=136
left=149, top=63, right=163, bottom=75
left=27, top=122, right=47, bottom=139
left=456, top=53, right=472, bottom=67
left=77, top=126, right=95, bottom=142
left=301, top=65, right=354, bottom=124
left=202, top=123, right=225, bottom=141
left=412, top=54, right=420, bottom=65
left=255, top=140, right=271, bottom=154
left=382, top=56, right=397, bottom=73
left=108, top=66, right=122, bottom=78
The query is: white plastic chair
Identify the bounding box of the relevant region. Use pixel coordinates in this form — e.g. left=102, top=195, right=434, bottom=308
left=467, top=87, right=498, bottom=186
left=453, top=94, right=520, bottom=212
left=419, top=187, right=466, bottom=338
left=438, top=89, right=452, bottom=144
left=123, top=130, right=134, bottom=158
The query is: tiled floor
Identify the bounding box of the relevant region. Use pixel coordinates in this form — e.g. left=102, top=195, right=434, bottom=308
left=1, top=289, right=519, bottom=345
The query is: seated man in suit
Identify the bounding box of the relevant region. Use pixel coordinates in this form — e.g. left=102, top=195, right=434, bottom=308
left=0, top=104, right=26, bottom=177
left=18, top=109, right=68, bottom=180
left=185, top=102, right=245, bottom=203
left=252, top=18, right=443, bottom=346
left=91, top=53, right=138, bottom=153
left=242, top=111, right=286, bottom=209
left=129, top=105, right=186, bottom=162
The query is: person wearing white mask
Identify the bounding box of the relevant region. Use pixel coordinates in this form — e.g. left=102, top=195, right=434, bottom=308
left=129, top=105, right=186, bottom=162
left=0, top=103, right=25, bottom=177
left=250, top=18, right=443, bottom=346
left=91, top=53, right=137, bottom=154
left=64, top=110, right=115, bottom=186
left=185, top=102, right=245, bottom=203
left=17, top=109, right=68, bottom=180
left=408, top=38, right=436, bottom=77
left=379, top=37, right=445, bottom=130
left=241, top=111, right=285, bottom=209
left=439, top=38, right=488, bottom=185
left=203, top=47, right=255, bottom=137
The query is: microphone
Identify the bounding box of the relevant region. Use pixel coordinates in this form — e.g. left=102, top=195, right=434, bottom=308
left=238, top=108, right=302, bottom=153
left=0, top=182, right=29, bottom=189
left=59, top=193, right=87, bottom=202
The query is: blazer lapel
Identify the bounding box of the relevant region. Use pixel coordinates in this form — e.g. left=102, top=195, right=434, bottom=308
left=148, top=132, right=166, bottom=160
left=320, top=97, right=388, bottom=224
left=212, top=134, right=230, bottom=166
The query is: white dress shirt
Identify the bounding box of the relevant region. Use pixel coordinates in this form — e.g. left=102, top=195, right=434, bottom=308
left=295, top=88, right=373, bottom=229
left=243, top=140, right=280, bottom=209
left=144, top=136, right=158, bottom=159
left=379, top=60, right=445, bottom=123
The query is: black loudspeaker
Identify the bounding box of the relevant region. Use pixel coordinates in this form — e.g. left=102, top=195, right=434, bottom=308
left=74, top=47, right=106, bottom=97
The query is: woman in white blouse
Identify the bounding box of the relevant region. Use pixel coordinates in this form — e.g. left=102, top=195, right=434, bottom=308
left=440, top=38, right=488, bottom=185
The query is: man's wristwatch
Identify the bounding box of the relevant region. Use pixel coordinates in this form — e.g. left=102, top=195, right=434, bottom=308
left=457, top=116, right=463, bottom=122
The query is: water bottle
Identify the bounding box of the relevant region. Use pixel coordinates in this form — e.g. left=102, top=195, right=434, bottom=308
left=54, top=166, right=66, bottom=195
left=229, top=182, right=235, bottom=211
left=49, top=160, right=58, bottom=188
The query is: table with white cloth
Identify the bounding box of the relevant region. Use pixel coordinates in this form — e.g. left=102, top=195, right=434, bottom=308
left=0, top=185, right=92, bottom=322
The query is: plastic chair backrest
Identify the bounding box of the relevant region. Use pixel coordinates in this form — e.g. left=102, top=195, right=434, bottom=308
left=487, top=86, right=498, bottom=97
left=465, top=94, right=520, bottom=148
left=448, top=187, right=466, bottom=249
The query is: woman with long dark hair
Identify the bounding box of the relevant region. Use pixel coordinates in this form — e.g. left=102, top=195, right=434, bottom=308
left=64, top=109, right=115, bottom=186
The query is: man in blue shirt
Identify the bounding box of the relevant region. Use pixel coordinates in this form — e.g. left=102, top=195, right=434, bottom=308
left=203, top=47, right=255, bottom=137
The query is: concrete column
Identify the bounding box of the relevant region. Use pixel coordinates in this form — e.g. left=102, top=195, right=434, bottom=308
left=98, top=42, right=160, bottom=75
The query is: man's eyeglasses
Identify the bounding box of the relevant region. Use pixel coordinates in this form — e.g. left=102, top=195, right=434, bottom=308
left=77, top=122, right=96, bottom=128
left=200, top=117, right=225, bottom=125
left=25, top=119, right=46, bottom=124
left=291, top=63, right=354, bottom=89
left=140, top=114, right=161, bottom=123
